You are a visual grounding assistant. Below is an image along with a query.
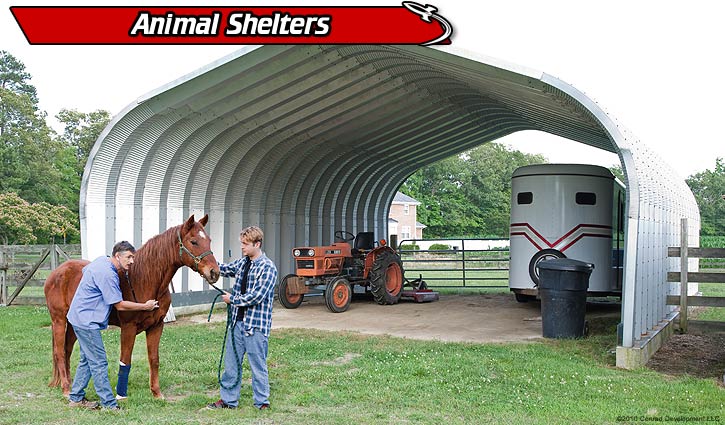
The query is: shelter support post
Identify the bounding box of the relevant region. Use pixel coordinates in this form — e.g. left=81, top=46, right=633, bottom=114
left=679, top=218, right=688, bottom=333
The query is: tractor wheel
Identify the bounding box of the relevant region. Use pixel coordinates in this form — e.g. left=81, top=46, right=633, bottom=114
left=279, top=274, right=304, bottom=309
left=369, top=249, right=403, bottom=305
left=325, top=278, right=351, bottom=313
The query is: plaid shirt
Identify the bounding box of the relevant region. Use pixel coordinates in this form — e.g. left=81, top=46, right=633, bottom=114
left=218, top=253, right=278, bottom=336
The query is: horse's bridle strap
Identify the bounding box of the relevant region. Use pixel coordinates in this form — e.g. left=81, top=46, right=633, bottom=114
left=177, top=229, right=213, bottom=272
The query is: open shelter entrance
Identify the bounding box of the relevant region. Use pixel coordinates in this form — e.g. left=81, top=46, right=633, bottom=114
left=80, top=45, right=700, bottom=368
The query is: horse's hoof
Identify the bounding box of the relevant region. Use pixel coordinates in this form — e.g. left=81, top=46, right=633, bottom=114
left=153, top=392, right=165, bottom=400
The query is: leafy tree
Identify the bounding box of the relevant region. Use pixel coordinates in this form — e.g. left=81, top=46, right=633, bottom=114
left=32, top=201, right=80, bottom=244
left=0, top=50, right=38, bottom=103
left=0, top=192, right=36, bottom=244
left=463, top=143, right=546, bottom=237
left=687, top=158, right=725, bottom=236
left=56, top=108, right=111, bottom=177
left=0, top=192, right=79, bottom=244
left=0, top=50, right=75, bottom=208
left=609, top=165, right=625, bottom=182
left=402, top=142, right=546, bottom=238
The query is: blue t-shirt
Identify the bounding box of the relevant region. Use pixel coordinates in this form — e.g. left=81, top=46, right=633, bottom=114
left=67, top=256, right=123, bottom=330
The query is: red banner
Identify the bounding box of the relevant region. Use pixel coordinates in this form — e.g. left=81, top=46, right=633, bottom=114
left=10, top=3, right=452, bottom=45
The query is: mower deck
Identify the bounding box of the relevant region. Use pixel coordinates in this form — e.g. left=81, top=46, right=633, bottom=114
left=400, top=289, right=439, bottom=303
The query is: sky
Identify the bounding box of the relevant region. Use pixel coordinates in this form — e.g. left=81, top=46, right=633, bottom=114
left=2, top=0, right=723, bottom=179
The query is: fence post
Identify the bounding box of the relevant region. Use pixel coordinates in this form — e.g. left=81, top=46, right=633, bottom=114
left=50, top=243, right=58, bottom=270
left=679, top=218, right=689, bottom=333
left=461, top=239, right=466, bottom=287
left=0, top=248, right=6, bottom=305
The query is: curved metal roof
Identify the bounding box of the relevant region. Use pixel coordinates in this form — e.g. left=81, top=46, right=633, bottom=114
left=80, top=45, right=699, bottom=351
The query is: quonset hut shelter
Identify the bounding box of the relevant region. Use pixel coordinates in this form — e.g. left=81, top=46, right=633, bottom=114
left=80, top=45, right=700, bottom=368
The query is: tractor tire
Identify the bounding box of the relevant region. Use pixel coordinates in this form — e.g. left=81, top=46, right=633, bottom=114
left=325, top=278, right=351, bottom=313
left=279, top=274, right=304, bottom=309
left=369, top=249, right=403, bottom=305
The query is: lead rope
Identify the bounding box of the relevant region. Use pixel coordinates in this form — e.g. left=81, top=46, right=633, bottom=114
left=207, top=257, right=251, bottom=390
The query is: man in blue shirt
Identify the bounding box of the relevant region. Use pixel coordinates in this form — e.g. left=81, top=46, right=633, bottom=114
left=67, top=241, right=159, bottom=410
left=207, top=226, right=278, bottom=410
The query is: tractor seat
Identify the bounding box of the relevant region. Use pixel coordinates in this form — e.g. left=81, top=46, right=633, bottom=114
left=352, top=232, right=375, bottom=255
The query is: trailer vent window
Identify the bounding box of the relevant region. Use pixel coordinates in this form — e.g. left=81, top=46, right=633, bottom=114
left=576, top=192, right=596, bottom=205
left=517, top=192, right=533, bottom=205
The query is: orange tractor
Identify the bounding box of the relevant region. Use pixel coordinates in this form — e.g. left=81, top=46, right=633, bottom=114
left=278, top=231, right=434, bottom=313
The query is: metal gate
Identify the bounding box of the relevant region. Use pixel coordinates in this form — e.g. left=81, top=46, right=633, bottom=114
left=397, top=238, right=509, bottom=288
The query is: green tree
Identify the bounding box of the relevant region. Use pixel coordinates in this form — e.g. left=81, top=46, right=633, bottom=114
left=463, top=143, right=546, bottom=237
left=402, top=142, right=546, bottom=238
left=53, top=108, right=111, bottom=216
left=0, top=50, right=75, bottom=208
left=0, top=192, right=36, bottom=244
left=0, top=192, right=79, bottom=245
left=687, top=158, right=725, bottom=236
left=0, top=50, right=38, bottom=104
left=609, top=165, right=625, bottom=182
left=402, top=154, right=472, bottom=237
left=56, top=108, right=111, bottom=177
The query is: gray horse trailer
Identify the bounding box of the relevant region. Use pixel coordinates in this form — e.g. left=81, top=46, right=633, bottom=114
left=509, top=164, right=625, bottom=301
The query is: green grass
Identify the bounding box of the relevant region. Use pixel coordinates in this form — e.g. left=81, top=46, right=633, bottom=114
left=404, top=269, right=509, bottom=288
left=4, top=286, right=45, bottom=297
left=700, top=236, right=725, bottom=269
left=0, top=306, right=722, bottom=424
left=691, top=282, right=725, bottom=322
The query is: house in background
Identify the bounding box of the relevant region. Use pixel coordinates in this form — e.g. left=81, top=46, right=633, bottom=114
left=388, top=192, right=426, bottom=241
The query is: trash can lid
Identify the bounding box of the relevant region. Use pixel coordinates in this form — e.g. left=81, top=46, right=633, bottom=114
left=536, top=258, right=594, bottom=272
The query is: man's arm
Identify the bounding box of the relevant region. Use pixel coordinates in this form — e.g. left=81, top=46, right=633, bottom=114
left=115, top=299, right=159, bottom=311
left=218, top=259, right=242, bottom=278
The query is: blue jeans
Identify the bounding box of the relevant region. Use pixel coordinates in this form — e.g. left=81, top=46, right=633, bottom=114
left=220, top=321, right=270, bottom=408
left=69, top=326, right=118, bottom=408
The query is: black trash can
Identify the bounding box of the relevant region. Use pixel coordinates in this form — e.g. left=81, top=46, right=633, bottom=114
left=537, top=258, right=594, bottom=339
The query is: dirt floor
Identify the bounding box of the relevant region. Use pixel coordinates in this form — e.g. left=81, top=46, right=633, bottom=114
left=193, top=292, right=620, bottom=343
left=189, top=293, right=724, bottom=383
left=646, top=333, right=725, bottom=383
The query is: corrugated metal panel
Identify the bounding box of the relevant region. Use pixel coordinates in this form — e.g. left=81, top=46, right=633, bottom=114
left=80, top=44, right=699, bottom=359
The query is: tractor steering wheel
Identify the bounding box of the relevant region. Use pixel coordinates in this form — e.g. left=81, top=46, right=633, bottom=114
left=334, top=231, right=355, bottom=242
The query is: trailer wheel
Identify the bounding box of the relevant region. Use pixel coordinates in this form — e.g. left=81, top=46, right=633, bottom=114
left=370, top=249, right=403, bottom=305
left=528, top=249, right=566, bottom=286
left=279, top=274, right=304, bottom=309
left=325, top=278, right=351, bottom=313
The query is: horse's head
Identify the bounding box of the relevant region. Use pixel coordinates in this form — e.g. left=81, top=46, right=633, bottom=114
left=178, top=214, right=220, bottom=284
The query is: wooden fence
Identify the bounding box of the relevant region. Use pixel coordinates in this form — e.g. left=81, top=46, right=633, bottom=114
left=0, top=244, right=81, bottom=306
left=666, top=219, right=725, bottom=333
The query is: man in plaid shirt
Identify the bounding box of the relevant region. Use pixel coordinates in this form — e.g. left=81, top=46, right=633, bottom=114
left=206, top=226, right=278, bottom=410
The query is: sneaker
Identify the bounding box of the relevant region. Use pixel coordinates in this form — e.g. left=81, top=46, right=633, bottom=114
left=206, top=399, right=235, bottom=409
left=104, top=405, right=121, bottom=411
left=68, top=398, right=100, bottom=409
left=115, top=394, right=127, bottom=401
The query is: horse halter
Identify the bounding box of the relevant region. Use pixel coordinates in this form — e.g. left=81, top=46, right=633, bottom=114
left=177, top=229, right=213, bottom=272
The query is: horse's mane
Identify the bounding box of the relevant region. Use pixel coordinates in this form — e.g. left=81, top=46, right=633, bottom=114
left=126, top=224, right=181, bottom=291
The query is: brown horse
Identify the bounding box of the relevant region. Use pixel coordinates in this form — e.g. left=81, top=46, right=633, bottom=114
left=44, top=214, right=220, bottom=399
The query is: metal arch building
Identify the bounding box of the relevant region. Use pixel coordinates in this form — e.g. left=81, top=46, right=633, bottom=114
left=80, top=45, right=699, bottom=367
